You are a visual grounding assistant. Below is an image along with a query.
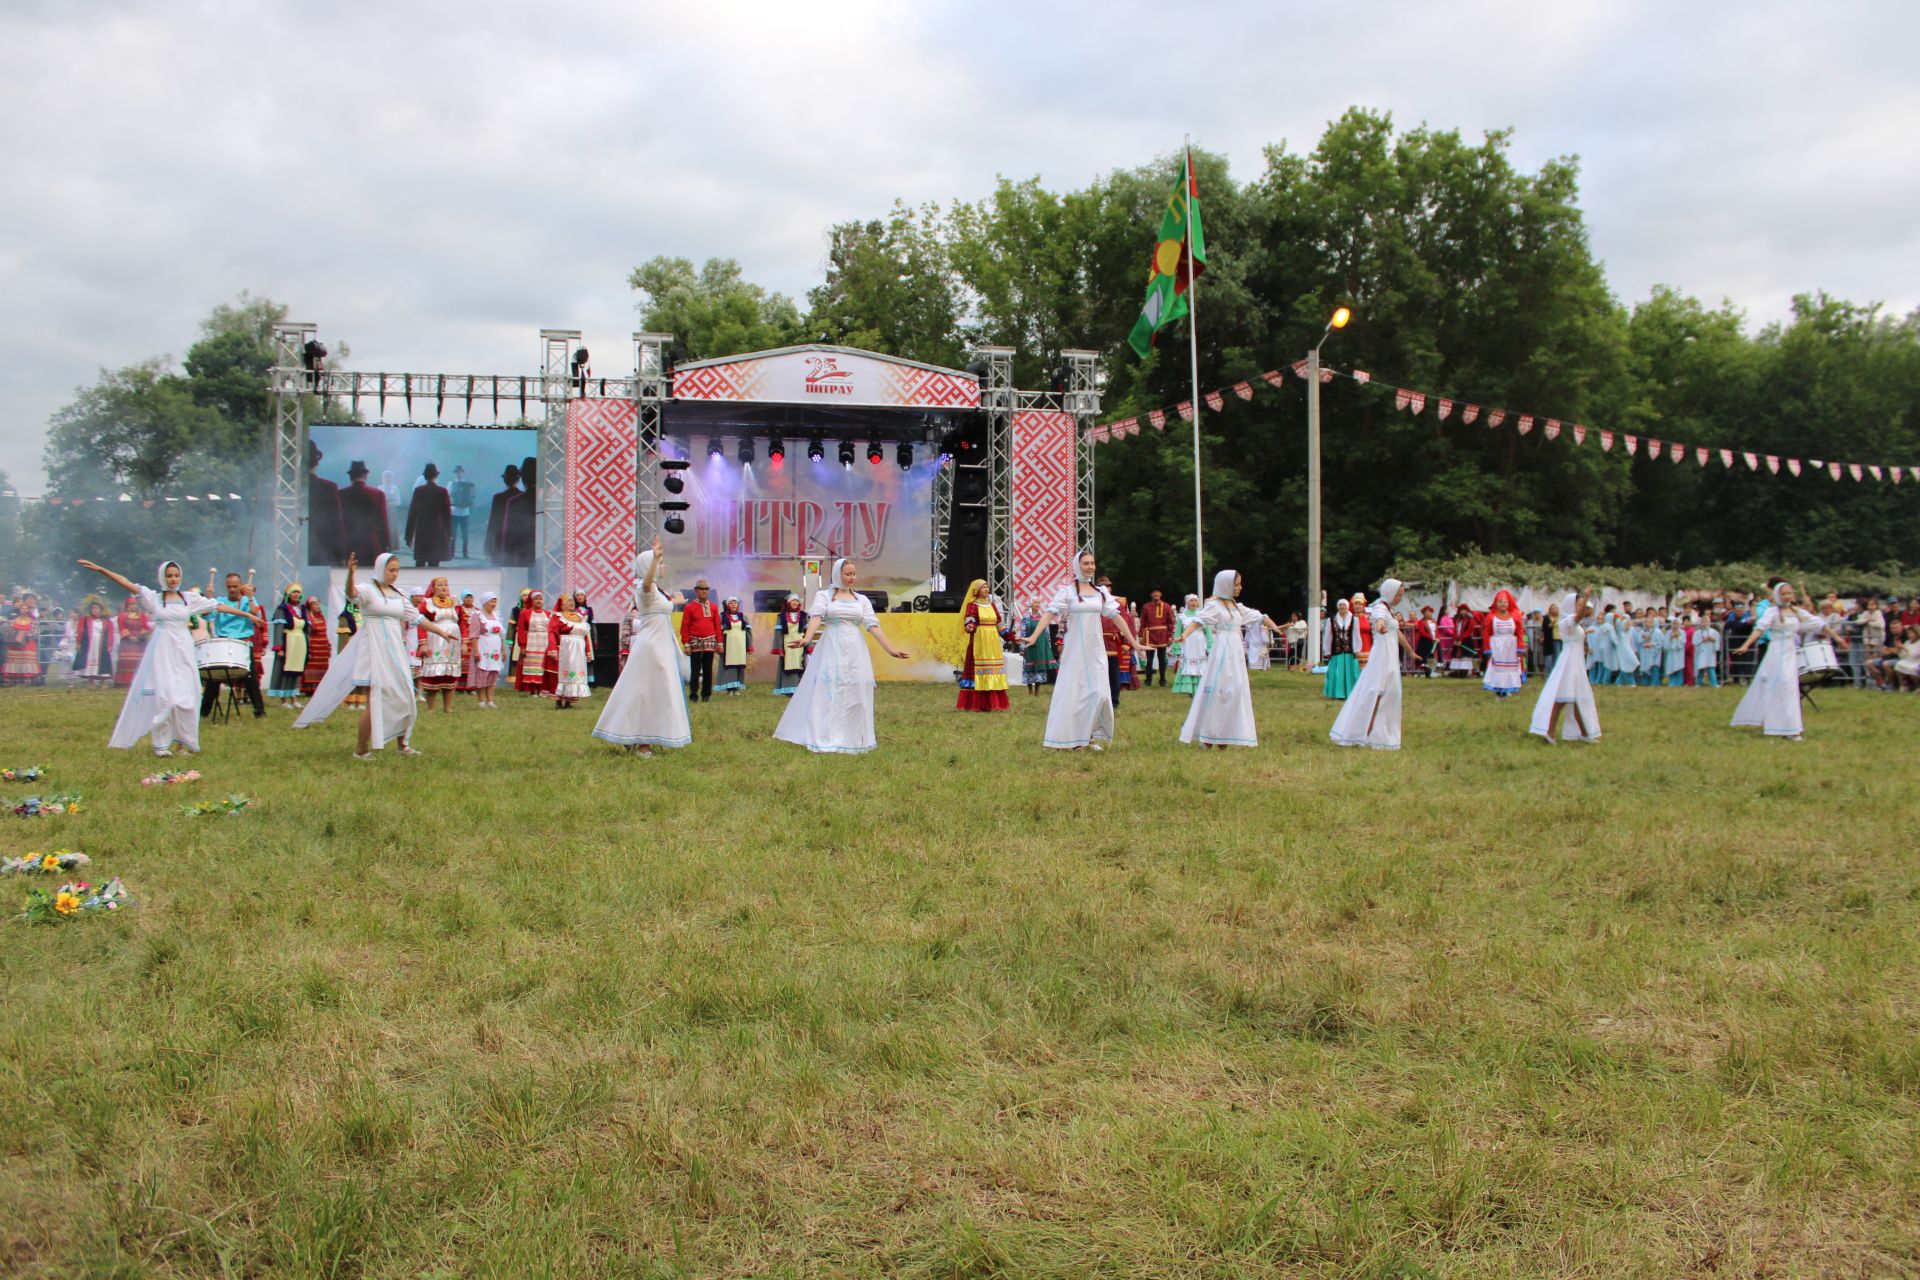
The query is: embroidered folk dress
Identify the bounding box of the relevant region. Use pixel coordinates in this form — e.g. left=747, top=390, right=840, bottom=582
left=774, top=588, right=883, bottom=754
left=1179, top=599, right=1260, bottom=747
left=1482, top=614, right=1525, bottom=695
left=957, top=600, right=1010, bottom=711
left=552, top=613, right=593, bottom=700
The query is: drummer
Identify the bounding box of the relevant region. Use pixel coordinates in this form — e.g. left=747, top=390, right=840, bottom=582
left=197, top=571, right=266, bottom=719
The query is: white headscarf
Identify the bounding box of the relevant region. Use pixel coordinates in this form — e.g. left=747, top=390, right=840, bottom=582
left=1210, top=569, right=1238, bottom=601
left=1183, top=593, right=1200, bottom=610
left=1771, top=582, right=1790, bottom=606
left=370, top=552, right=398, bottom=594
left=480, top=590, right=498, bottom=608
left=154, top=561, right=179, bottom=596
left=1073, top=549, right=1094, bottom=584
left=633, top=548, right=667, bottom=602
left=830, top=558, right=853, bottom=591
left=1376, top=577, right=1403, bottom=606
left=1560, top=591, right=1579, bottom=618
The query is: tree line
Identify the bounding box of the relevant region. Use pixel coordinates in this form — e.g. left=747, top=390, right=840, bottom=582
left=10, top=108, right=1916, bottom=604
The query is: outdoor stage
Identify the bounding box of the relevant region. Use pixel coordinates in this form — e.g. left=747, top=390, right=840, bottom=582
left=270, top=331, right=1102, bottom=680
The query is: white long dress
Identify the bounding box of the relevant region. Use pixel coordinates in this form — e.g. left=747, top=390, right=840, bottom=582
left=294, top=582, right=426, bottom=749
left=1180, top=600, right=1259, bottom=746
left=592, top=585, right=691, bottom=748
left=1176, top=610, right=1208, bottom=680
left=1243, top=614, right=1272, bottom=671
left=1529, top=614, right=1601, bottom=741
left=109, top=586, right=217, bottom=753
left=774, top=589, right=881, bottom=754
left=1731, top=606, right=1819, bottom=737
left=1042, top=582, right=1120, bottom=749
left=474, top=614, right=505, bottom=674
left=1483, top=615, right=1525, bottom=693
left=1329, top=602, right=1403, bottom=749
left=553, top=616, right=592, bottom=699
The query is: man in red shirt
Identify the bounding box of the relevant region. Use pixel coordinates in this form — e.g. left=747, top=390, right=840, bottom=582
left=1137, top=587, right=1176, bottom=687
left=680, top=578, right=722, bottom=702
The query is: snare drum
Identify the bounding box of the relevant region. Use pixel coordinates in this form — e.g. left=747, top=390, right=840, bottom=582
left=1796, top=639, right=1839, bottom=681
left=196, top=636, right=252, bottom=681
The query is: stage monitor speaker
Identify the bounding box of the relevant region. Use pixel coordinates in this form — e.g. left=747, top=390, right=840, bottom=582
left=752, top=589, right=795, bottom=612
left=928, top=592, right=961, bottom=612
left=857, top=590, right=888, bottom=613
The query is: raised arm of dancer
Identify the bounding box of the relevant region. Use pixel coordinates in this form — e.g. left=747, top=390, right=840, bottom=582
left=1024, top=609, right=1059, bottom=643
left=76, top=561, right=138, bottom=594
left=642, top=535, right=661, bottom=596
left=343, top=552, right=359, bottom=602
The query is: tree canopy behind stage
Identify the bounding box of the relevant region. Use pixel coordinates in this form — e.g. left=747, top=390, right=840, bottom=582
left=635, top=108, right=1920, bottom=602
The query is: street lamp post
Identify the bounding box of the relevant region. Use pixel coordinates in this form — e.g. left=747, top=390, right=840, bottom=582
left=1304, top=306, right=1351, bottom=671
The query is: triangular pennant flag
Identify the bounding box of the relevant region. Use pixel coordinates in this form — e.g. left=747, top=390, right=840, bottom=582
left=1203, top=391, right=1224, bottom=412
left=1261, top=370, right=1285, bottom=388
left=1696, top=447, right=1709, bottom=466
left=1147, top=409, right=1166, bottom=430
left=1573, top=423, right=1587, bottom=445
left=1127, top=419, right=1143, bottom=437
left=1766, top=455, right=1779, bottom=473
left=1463, top=404, right=1480, bottom=424
left=1292, top=359, right=1310, bottom=380
left=1176, top=401, right=1194, bottom=421
left=1232, top=381, right=1252, bottom=401
left=1810, top=458, right=1823, bottom=467
left=1518, top=415, right=1534, bottom=435
left=1320, top=367, right=1334, bottom=384
left=1409, top=392, right=1426, bottom=414
left=1787, top=458, right=1801, bottom=476
left=1091, top=424, right=1109, bottom=442
left=1353, top=370, right=1371, bottom=384
left=1743, top=451, right=1758, bottom=470
left=1671, top=445, right=1685, bottom=465
left=1394, top=388, right=1412, bottom=411
left=1828, top=462, right=1842, bottom=481
left=1868, top=464, right=1881, bottom=481
left=1438, top=399, right=1454, bottom=420
left=1891, top=466, right=1903, bottom=483
left=1719, top=448, right=1733, bottom=468
left=1544, top=419, right=1561, bottom=440
left=1487, top=409, right=1506, bottom=428
left=1647, top=439, right=1663, bottom=460
left=1849, top=463, right=1863, bottom=481
left=1625, top=434, right=1639, bottom=456
left=1600, top=430, right=1615, bottom=451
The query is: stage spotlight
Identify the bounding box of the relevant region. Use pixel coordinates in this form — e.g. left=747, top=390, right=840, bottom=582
left=1051, top=363, right=1070, bottom=393
left=738, top=439, right=755, bottom=465
left=660, top=457, right=689, bottom=496
left=808, top=436, right=825, bottom=464
left=838, top=441, right=856, bottom=469
left=662, top=498, right=690, bottom=536
left=896, top=442, right=913, bottom=470
left=571, top=347, right=590, bottom=394
left=867, top=442, right=884, bottom=465
left=708, top=438, right=725, bottom=461
left=769, top=437, right=786, bottom=467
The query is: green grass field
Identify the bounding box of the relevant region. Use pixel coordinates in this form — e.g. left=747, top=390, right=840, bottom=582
left=0, top=674, right=1915, bottom=1278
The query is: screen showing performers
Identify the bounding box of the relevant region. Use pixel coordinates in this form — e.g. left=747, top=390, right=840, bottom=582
left=306, top=425, right=537, bottom=568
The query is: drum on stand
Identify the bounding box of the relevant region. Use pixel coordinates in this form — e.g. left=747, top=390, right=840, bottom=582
left=196, top=636, right=252, bottom=682
left=1796, top=639, right=1839, bottom=684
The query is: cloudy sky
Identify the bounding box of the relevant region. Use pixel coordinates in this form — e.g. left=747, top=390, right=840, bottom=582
left=2, top=0, right=1915, bottom=490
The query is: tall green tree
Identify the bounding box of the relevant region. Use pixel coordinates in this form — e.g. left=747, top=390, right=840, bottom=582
left=628, top=257, right=805, bottom=360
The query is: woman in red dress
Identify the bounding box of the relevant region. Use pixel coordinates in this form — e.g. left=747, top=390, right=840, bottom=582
left=514, top=590, right=554, bottom=694
left=955, top=579, right=1010, bottom=711
left=299, top=594, right=332, bottom=697
left=114, top=593, right=150, bottom=687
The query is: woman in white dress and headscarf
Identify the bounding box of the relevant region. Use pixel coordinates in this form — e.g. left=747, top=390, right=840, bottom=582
left=593, top=536, right=692, bottom=755
left=78, top=558, right=258, bottom=757
left=1177, top=569, right=1261, bottom=748
left=294, top=552, right=457, bottom=758
left=1330, top=577, right=1416, bottom=750
left=1022, top=549, right=1145, bottom=751
left=1730, top=581, right=1830, bottom=740
left=773, top=558, right=911, bottom=755
left=1529, top=589, right=1601, bottom=743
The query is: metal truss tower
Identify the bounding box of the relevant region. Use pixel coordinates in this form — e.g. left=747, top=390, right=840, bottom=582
left=1061, top=349, right=1102, bottom=558
left=631, top=332, right=672, bottom=547
left=268, top=321, right=316, bottom=595
left=977, top=346, right=1016, bottom=603
left=537, top=330, right=579, bottom=591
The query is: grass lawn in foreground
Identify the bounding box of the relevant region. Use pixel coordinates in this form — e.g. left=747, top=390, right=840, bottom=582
left=0, top=673, right=1915, bottom=1278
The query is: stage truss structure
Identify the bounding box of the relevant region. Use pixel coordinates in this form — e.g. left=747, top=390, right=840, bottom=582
left=270, top=325, right=1098, bottom=605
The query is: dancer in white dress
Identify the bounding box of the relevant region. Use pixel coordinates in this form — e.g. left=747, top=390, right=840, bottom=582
left=294, top=552, right=457, bottom=758
left=772, top=558, right=910, bottom=755
left=1529, top=590, right=1601, bottom=743
left=550, top=599, right=593, bottom=708
left=79, top=559, right=257, bottom=757
left=1177, top=569, right=1260, bottom=748
left=469, top=593, right=505, bottom=708
left=1730, top=581, right=1831, bottom=739
left=592, top=537, right=693, bottom=755
left=1330, top=577, right=1415, bottom=750
left=1023, top=550, right=1144, bottom=751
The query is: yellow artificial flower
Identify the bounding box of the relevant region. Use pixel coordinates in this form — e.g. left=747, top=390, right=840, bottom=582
left=53, top=891, right=81, bottom=915
left=40, top=853, right=59, bottom=870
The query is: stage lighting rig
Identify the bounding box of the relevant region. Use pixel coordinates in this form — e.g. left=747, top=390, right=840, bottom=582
left=660, top=458, right=691, bottom=535
left=302, top=339, right=327, bottom=390
left=807, top=436, right=825, bottom=464
left=866, top=442, right=884, bottom=466
left=838, top=441, right=856, bottom=469
left=738, top=439, right=755, bottom=465
left=769, top=437, right=786, bottom=466
left=896, top=442, right=913, bottom=470
left=708, top=438, right=725, bottom=460
left=571, top=347, right=589, bottom=394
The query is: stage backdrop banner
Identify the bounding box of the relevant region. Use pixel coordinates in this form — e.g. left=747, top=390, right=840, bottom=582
left=565, top=399, right=640, bottom=614
left=662, top=438, right=938, bottom=610
left=672, top=346, right=981, bottom=409
left=1010, top=409, right=1076, bottom=608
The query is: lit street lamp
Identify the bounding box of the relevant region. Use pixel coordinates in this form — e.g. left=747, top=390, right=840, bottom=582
left=1304, top=305, right=1351, bottom=670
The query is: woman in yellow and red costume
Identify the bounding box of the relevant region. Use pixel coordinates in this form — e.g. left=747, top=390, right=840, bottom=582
left=955, top=578, right=1010, bottom=712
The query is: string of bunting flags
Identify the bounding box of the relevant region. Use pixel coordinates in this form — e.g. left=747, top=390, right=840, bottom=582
left=1091, top=362, right=1916, bottom=485
left=2, top=489, right=255, bottom=508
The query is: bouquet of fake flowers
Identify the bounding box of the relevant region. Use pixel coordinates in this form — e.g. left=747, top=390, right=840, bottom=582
left=7, top=794, right=82, bottom=818
left=0, top=850, right=91, bottom=876
left=19, top=877, right=129, bottom=923
left=141, top=769, right=202, bottom=787
left=181, top=795, right=251, bottom=818
left=0, top=765, right=46, bottom=783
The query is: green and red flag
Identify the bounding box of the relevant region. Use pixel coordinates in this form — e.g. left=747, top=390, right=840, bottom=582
left=1127, top=151, right=1206, bottom=359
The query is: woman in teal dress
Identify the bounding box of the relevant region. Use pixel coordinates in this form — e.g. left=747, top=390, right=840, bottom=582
left=1321, top=596, right=1361, bottom=698
left=1019, top=596, right=1056, bottom=692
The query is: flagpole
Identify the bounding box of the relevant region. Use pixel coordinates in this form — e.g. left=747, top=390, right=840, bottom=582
left=1185, top=142, right=1205, bottom=602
